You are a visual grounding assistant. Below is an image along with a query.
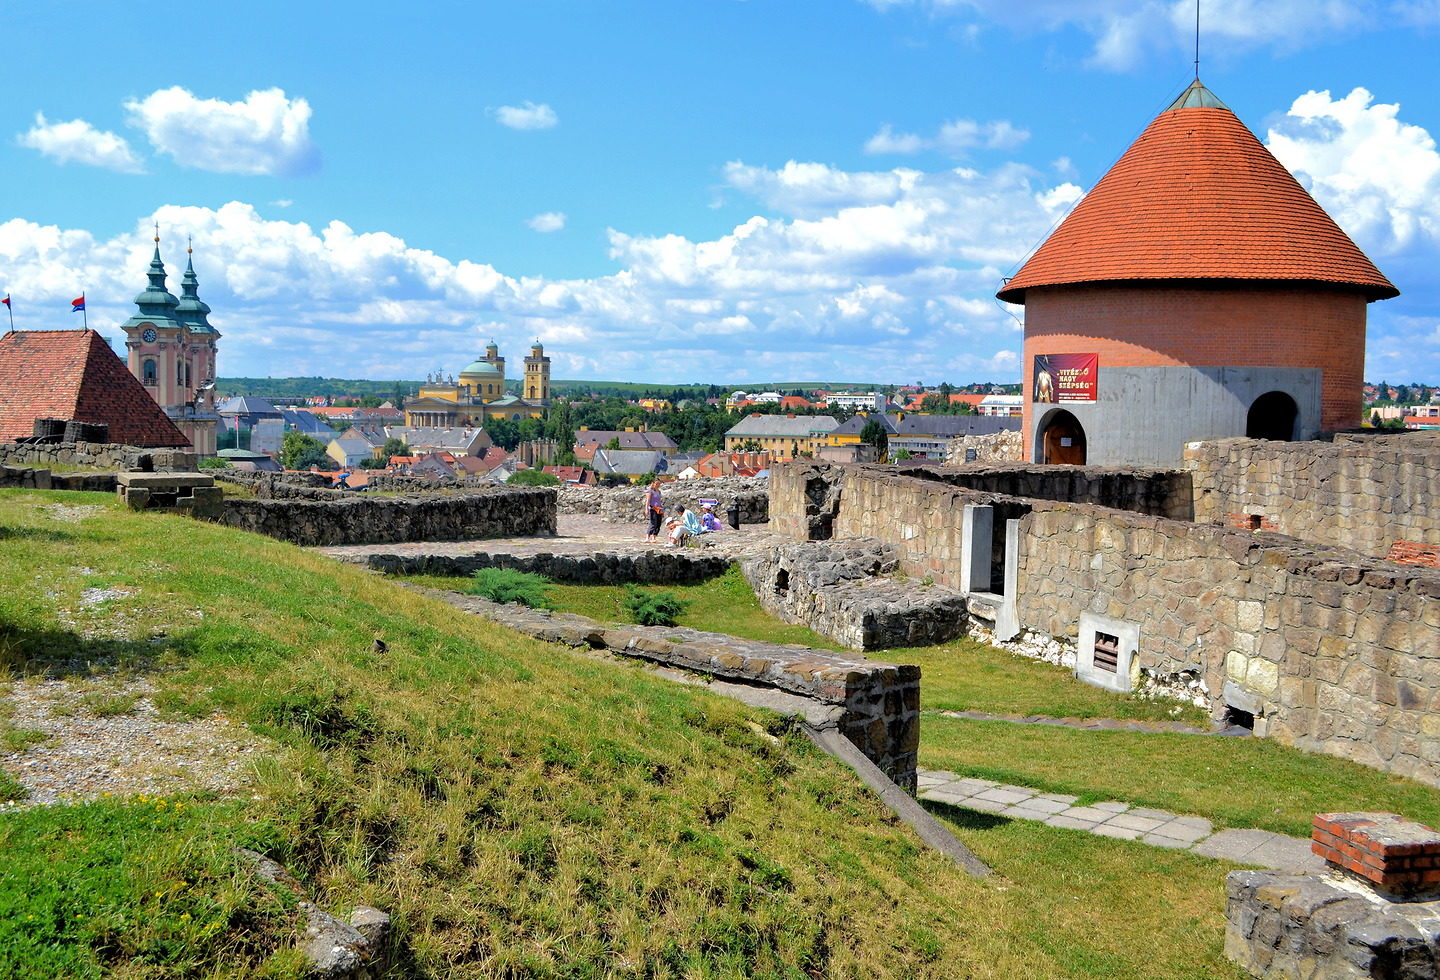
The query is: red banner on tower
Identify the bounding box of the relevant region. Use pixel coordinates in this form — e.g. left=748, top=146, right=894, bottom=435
left=1032, top=353, right=1098, bottom=403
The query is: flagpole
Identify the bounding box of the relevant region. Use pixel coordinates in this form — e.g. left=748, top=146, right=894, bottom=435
left=81, top=292, right=87, bottom=330
left=4, top=296, right=11, bottom=331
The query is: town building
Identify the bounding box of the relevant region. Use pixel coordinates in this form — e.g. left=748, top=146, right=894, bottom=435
left=824, top=392, right=886, bottom=412
left=976, top=395, right=1023, bottom=418
left=0, top=329, right=189, bottom=446
left=998, top=79, right=1397, bottom=466
left=574, top=427, right=678, bottom=453
left=403, top=341, right=551, bottom=426
left=723, top=413, right=839, bottom=459
left=384, top=426, right=492, bottom=458
left=120, top=234, right=221, bottom=454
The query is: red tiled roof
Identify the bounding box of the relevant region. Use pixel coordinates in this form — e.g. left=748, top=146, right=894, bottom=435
left=998, top=93, right=1398, bottom=304
left=0, top=329, right=189, bottom=447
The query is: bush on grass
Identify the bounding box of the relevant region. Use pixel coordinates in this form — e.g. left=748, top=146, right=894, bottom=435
left=468, top=568, right=552, bottom=608
left=624, top=586, right=689, bottom=627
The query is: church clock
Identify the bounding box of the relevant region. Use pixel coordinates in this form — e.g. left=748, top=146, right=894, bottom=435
left=142, top=328, right=157, bottom=343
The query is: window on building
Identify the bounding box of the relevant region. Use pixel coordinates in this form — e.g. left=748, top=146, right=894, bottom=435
left=142, top=359, right=157, bottom=385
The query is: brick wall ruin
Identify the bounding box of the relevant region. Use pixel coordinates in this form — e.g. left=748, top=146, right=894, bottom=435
left=1185, top=434, right=1440, bottom=558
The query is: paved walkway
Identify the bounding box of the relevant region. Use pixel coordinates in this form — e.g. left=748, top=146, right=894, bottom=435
left=917, top=770, right=1325, bottom=872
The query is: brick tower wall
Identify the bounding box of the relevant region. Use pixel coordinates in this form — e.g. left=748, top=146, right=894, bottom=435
left=1021, top=283, right=1368, bottom=461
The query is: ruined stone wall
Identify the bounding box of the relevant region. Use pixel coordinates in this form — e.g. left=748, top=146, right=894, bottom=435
left=557, top=478, right=768, bottom=525
left=739, top=540, right=969, bottom=650
left=942, top=429, right=1023, bottom=465
left=768, top=461, right=1440, bottom=785
left=439, top=590, right=921, bottom=791
left=215, top=487, right=556, bottom=546
left=0, top=465, right=116, bottom=492
left=0, top=441, right=196, bottom=472
left=364, top=549, right=732, bottom=584
left=902, top=462, right=1194, bottom=520
left=1185, top=435, right=1440, bottom=557
left=1017, top=503, right=1440, bottom=784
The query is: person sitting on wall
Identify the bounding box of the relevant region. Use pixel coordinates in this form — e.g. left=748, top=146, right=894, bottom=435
left=665, top=505, right=695, bottom=548
left=699, top=500, right=724, bottom=532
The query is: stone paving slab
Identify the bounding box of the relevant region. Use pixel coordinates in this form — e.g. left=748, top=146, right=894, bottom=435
left=916, top=768, right=1321, bottom=871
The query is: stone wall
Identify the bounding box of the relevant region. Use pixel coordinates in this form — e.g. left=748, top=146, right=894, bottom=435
left=437, top=590, right=921, bottom=791
left=768, top=460, right=1440, bottom=786
left=903, top=462, right=1194, bottom=520
left=364, top=548, right=732, bottom=584
left=1185, top=435, right=1440, bottom=558
left=0, top=464, right=119, bottom=492
left=557, top=477, right=768, bottom=525
left=214, top=487, right=556, bottom=546
left=739, top=540, right=969, bottom=650
left=0, top=441, right=196, bottom=472
left=943, top=429, right=1023, bottom=465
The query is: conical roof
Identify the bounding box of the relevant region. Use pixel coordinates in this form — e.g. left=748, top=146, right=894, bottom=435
left=998, top=80, right=1398, bottom=304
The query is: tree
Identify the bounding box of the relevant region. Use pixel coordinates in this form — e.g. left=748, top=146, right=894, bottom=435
left=859, top=419, right=888, bottom=459
left=507, top=469, right=560, bottom=486
left=281, top=431, right=330, bottom=470
left=605, top=437, right=622, bottom=450
left=381, top=437, right=409, bottom=460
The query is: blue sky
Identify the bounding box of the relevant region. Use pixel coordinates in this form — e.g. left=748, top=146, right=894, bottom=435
left=4, top=0, right=1439, bottom=385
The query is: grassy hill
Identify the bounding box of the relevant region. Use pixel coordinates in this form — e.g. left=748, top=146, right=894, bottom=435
left=0, top=491, right=1258, bottom=978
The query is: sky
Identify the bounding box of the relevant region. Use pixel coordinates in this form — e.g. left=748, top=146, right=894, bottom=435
left=3, top=0, right=1440, bottom=386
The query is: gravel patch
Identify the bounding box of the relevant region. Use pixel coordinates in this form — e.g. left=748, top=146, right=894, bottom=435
left=1, top=675, right=270, bottom=808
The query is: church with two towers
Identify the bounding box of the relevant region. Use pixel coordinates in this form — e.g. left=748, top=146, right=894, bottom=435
left=120, top=231, right=222, bottom=455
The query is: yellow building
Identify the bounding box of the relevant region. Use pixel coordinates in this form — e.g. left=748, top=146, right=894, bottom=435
left=722, top=413, right=839, bottom=461
left=404, top=341, right=551, bottom=426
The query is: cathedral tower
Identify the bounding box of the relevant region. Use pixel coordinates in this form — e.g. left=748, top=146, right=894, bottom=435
left=524, top=341, right=550, bottom=403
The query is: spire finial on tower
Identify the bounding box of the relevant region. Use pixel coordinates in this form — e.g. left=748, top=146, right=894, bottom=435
left=187, top=234, right=193, bottom=255
left=1194, top=0, right=1201, bottom=80
left=154, top=221, right=160, bottom=244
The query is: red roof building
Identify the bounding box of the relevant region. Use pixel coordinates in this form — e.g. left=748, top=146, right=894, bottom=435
left=1000, top=79, right=1397, bottom=466
left=0, top=329, right=189, bottom=447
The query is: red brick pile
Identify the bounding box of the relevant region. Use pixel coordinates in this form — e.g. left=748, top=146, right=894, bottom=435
left=1313, top=812, right=1440, bottom=895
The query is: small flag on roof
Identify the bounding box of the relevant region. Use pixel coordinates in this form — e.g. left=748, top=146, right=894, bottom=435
left=1, top=296, right=9, bottom=307
left=71, top=295, right=86, bottom=312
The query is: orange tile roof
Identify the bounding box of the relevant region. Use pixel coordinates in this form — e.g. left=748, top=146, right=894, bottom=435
left=0, top=329, right=189, bottom=446
left=998, top=87, right=1398, bottom=304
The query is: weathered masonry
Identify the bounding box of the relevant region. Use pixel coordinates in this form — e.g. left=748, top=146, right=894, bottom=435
left=771, top=454, right=1440, bottom=787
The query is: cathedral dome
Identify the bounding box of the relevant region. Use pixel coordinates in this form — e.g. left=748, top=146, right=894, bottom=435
left=459, top=360, right=501, bottom=377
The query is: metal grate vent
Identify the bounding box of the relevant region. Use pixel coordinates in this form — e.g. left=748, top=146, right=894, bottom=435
left=1092, top=631, right=1120, bottom=673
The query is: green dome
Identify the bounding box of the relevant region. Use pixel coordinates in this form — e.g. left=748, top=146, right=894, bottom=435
left=459, top=360, right=501, bottom=377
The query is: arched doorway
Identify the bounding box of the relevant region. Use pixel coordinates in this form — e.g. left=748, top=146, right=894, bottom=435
left=1246, top=391, right=1298, bottom=441
left=1038, top=410, right=1087, bottom=465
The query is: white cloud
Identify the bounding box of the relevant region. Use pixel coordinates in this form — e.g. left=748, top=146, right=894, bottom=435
left=1265, top=87, right=1440, bottom=255
left=865, top=117, right=1030, bottom=155
left=124, top=87, right=318, bottom=176
left=271, top=199, right=294, bottom=208
left=0, top=155, right=1084, bottom=384
left=527, top=211, right=567, bottom=233
left=17, top=113, right=145, bottom=173
left=495, top=101, right=558, bottom=130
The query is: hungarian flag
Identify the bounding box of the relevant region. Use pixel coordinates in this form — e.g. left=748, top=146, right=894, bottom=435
left=1, top=296, right=9, bottom=307
left=71, top=295, right=85, bottom=312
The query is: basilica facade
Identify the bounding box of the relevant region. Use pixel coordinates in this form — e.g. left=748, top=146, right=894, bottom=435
left=403, top=340, right=551, bottom=427
left=119, top=233, right=221, bottom=455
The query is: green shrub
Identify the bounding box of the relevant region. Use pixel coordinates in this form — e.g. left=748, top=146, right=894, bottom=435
left=197, top=456, right=230, bottom=469
left=506, top=469, right=560, bottom=486
left=468, top=568, right=552, bottom=608
left=624, top=586, right=689, bottom=627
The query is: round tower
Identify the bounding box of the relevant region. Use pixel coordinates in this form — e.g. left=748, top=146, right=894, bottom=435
left=998, top=79, right=1397, bottom=467
left=524, top=341, right=551, bottom=403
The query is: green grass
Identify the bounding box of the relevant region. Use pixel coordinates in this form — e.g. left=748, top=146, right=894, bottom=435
left=403, top=563, right=848, bottom=650
left=0, top=491, right=994, bottom=977
left=921, top=714, right=1440, bottom=837
left=0, top=798, right=294, bottom=979
left=9, top=490, right=1439, bottom=977
left=885, top=637, right=1209, bottom=724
